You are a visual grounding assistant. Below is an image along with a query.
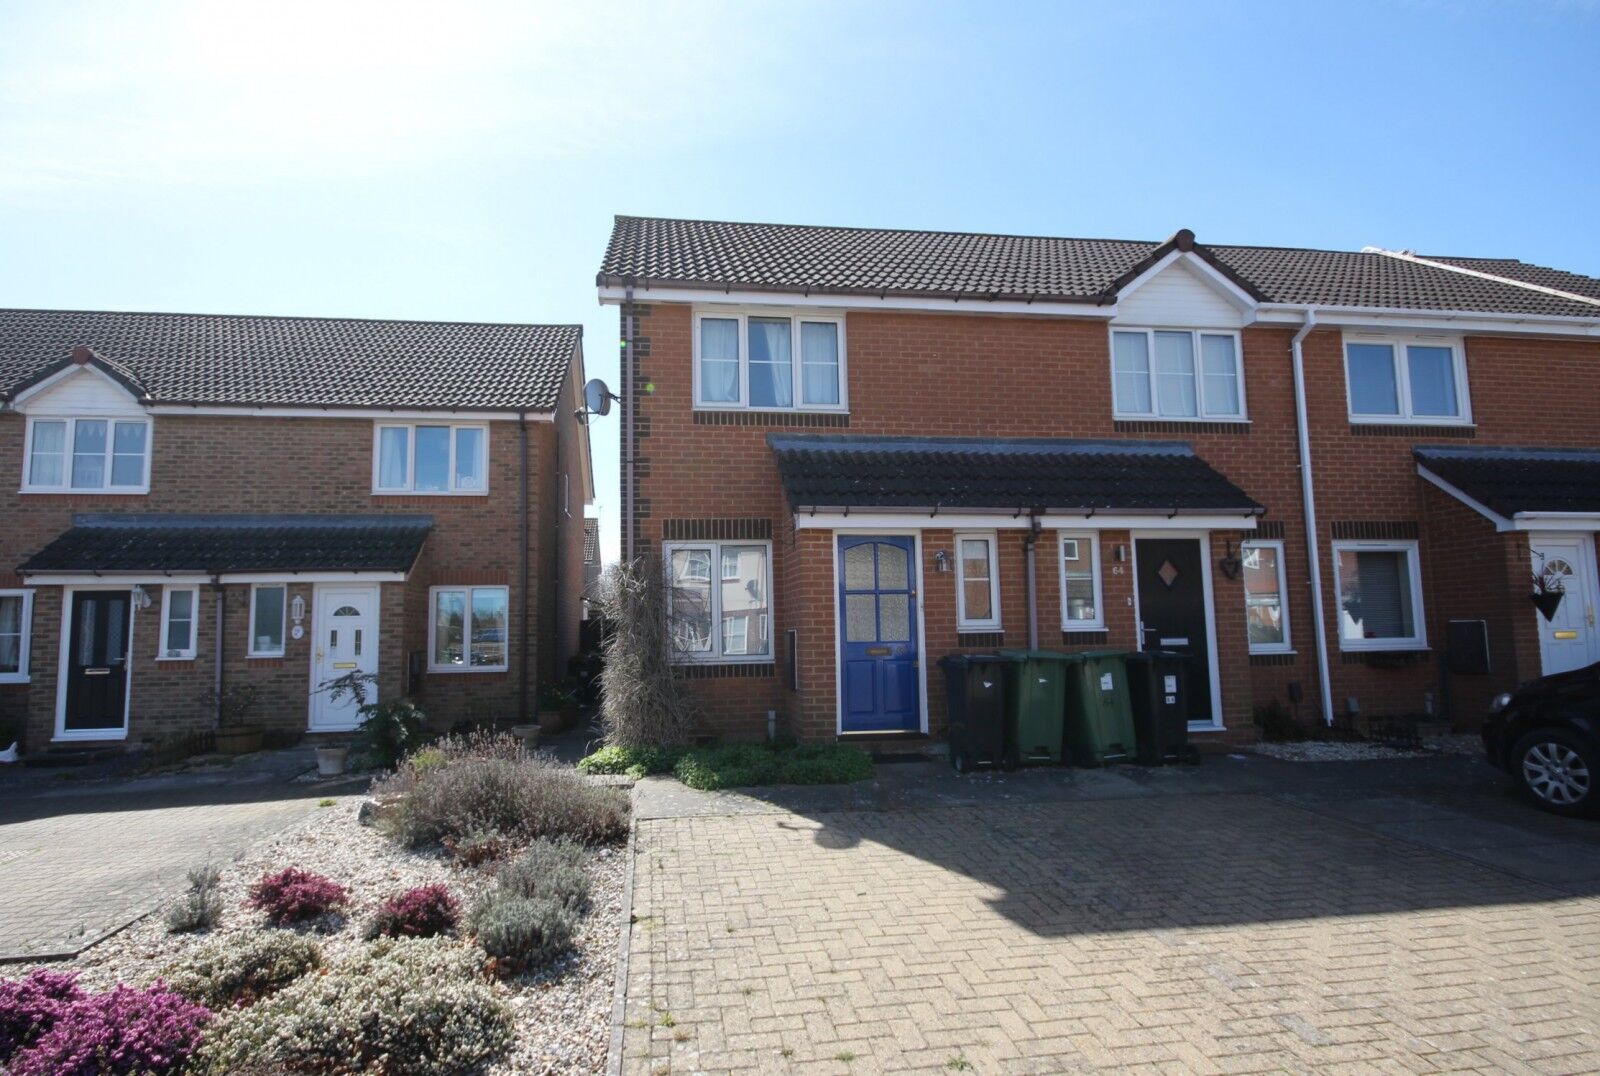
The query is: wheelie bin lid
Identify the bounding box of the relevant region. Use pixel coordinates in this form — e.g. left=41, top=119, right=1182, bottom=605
left=938, top=653, right=1009, bottom=669
left=994, top=648, right=1076, bottom=663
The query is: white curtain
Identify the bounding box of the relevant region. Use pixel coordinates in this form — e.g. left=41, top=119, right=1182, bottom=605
left=378, top=427, right=409, bottom=488
left=748, top=318, right=792, bottom=407
left=700, top=318, right=739, bottom=402
left=801, top=322, right=839, bottom=405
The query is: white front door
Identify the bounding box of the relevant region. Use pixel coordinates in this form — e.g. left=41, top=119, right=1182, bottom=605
left=310, top=584, right=379, bottom=731
left=1531, top=536, right=1600, bottom=676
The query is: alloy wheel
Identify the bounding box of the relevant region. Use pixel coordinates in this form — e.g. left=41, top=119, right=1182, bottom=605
left=1522, top=742, right=1592, bottom=806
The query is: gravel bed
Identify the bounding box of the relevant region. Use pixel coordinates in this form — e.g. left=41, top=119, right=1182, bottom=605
left=21, top=796, right=625, bottom=1074
left=1249, top=733, right=1483, bottom=762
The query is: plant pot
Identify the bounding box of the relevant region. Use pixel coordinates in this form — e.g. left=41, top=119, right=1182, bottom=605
left=1531, top=589, right=1565, bottom=622
left=215, top=726, right=264, bottom=755
left=315, top=746, right=349, bottom=777
left=537, top=707, right=571, bottom=734
left=511, top=724, right=542, bottom=752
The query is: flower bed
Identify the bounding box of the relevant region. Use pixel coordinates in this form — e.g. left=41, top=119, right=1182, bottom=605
left=11, top=794, right=626, bottom=1073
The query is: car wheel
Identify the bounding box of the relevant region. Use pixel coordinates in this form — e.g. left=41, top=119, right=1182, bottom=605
left=1512, top=729, right=1599, bottom=818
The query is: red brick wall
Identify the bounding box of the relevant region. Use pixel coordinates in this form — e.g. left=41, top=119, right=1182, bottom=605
left=0, top=409, right=575, bottom=749
left=627, top=299, right=1600, bottom=743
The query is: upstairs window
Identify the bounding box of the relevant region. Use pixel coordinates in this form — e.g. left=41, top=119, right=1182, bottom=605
left=24, top=417, right=151, bottom=493
left=1112, top=329, right=1245, bottom=421
left=664, top=541, right=772, bottom=662
left=1344, top=337, right=1469, bottom=424
left=374, top=423, right=488, bottom=494
left=694, top=310, right=846, bottom=411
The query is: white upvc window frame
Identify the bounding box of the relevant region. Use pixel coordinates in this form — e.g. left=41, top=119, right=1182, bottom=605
left=248, top=584, right=288, bottom=658
left=1057, top=532, right=1106, bottom=631
left=662, top=539, right=775, bottom=665
left=21, top=414, right=153, bottom=494
left=1342, top=334, right=1472, bottom=426
left=1241, top=539, right=1292, bottom=655
left=1109, top=327, right=1247, bottom=422
left=691, top=306, right=849, bottom=413
left=953, top=530, right=1002, bottom=632
left=1331, top=539, right=1429, bottom=652
left=371, top=422, right=491, bottom=495
left=0, top=588, right=33, bottom=684
left=427, top=584, right=511, bottom=674
left=156, top=585, right=200, bottom=661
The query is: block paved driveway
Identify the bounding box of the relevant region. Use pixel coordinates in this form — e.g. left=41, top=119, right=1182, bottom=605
left=622, top=758, right=1600, bottom=1074
left=0, top=750, right=361, bottom=961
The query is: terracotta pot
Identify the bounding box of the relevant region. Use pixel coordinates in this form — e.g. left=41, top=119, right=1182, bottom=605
left=537, top=706, right=573, bottom=734
left=215, top=726, right=263, bottom=755
left=511, top=724, right=542, bottom=751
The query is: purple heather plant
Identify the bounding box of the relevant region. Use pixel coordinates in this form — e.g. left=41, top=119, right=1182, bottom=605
left=247, top=867, right=349, bottom=926
left=8, top=982, right=211, bottom=1076
left=369, top=883, right=461, bottom=939
left=0, top=967, right=85, bottom=1060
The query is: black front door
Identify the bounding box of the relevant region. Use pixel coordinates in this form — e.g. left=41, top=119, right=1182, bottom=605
left=1134, top=539, right=1212, bottom=724
left=64, top=591, right=132, bottom=734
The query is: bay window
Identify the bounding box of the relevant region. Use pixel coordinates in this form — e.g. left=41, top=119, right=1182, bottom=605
left=1112, top=329, right=1245, bottom=420
left=0, top=590, right=32, bottom=682
left=1344, top=337, right=1469, bottom=423
left=24, top=416, right=151, bottom=492
left=429, top=585, right=509, bottom=671
left=374, top=423, right=489, bottom=494
left=693, top=309, right=846, bottom=411
left=954, top=532, right=1001, bottom=631
left=159, top=586, right=199, bottom=660
left=249, top=585, right=287, bottom=657
left=1058, top=534, right=1104, bottom=630
left=1241, top=540, right=1291, bottom=653
left=1333, top=541, right=1427, bottom=650
left=665, top=541, right=772, bottom=662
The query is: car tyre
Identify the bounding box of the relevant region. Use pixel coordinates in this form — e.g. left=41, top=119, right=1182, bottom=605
left=1512, top=728, right=1600, bottom=818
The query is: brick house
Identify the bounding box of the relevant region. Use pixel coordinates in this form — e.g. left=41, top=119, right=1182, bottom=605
left=0, top=309, right=593, bottom=751
left=597, top=216, right=1600, bottom=745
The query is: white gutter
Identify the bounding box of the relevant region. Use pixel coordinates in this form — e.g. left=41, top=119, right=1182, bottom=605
left=1291, top=310, right=1335, bottom=726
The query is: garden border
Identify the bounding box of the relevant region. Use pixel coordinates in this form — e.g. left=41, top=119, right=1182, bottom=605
left=604, top=786, right=640, bottom=1076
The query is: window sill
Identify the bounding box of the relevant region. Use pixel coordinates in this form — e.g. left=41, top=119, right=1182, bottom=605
left=427, top=665, right=510, bottom=675
left=247, top=651, right=287, bottom=660
left=1249, top=648, right=1295, bottom=657
left=1112, top=415, right=1249, bottom=425
left=1349, top=418, right=1473, bottom=428
left=670, top=657, right=775, bottom=667
left=0, top=676, right=30, bottom=686
left=371, top=490, right=489, bottom=498
left=154, top=655, right=197, bottom=663
left=20, top=488, right=149, bottom=496
left=957, top=624, right=1002, bottom=635
left=1338, top=643, right=1429, bottom=653
left=53, top=730, right=128, bottom=743
left=1061, top=624, right=1108, bottom=633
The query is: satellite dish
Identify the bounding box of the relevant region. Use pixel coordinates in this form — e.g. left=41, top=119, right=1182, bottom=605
left=583, top=378, right=614, bottom=418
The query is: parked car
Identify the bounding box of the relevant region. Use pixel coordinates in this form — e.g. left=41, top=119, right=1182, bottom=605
left=1483, top=661, right=1600, bottom=818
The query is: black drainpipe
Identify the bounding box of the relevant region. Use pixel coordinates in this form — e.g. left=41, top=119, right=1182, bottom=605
left=518, top=410, right=532, bottom=721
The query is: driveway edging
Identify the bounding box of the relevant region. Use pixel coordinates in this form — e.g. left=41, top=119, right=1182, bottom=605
left=605, top=787, right=641, bottom=1076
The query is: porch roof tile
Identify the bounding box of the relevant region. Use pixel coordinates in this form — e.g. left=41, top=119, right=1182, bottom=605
left=767, top=434, right=1263, bottom=516
left=1415, top=445, right=1600, bottom=518
left=18, top=514, right=433, bottom=575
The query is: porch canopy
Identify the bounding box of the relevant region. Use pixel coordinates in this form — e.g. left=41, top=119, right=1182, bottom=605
left=18, top=514, right=433, bottom=578
left=1416, top=445, right=1600, bottom=532
left=768, top=434, right=1263, bottom=527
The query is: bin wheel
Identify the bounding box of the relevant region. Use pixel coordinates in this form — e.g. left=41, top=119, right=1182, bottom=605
left=1000, top=749, right=1019, bottom=772
left=951, top=750, right=971, bottom=775
left=1184, top=745, right=1202, bottom=766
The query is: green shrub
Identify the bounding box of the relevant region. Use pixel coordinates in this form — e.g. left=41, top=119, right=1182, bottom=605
left=373, top=734, right=629, bottom=849
left=777, top=744, right=875, bottom=785
left=473, top=896, right=577, bottom=973
left=494, top=838, right=590, bottom=912
left=195, top=938, right=508, bottom=1075
left=577, top=743, right=683, bottom=779
left=164, top=864, right=224, bottom=934
left=165, top=933, right=322, bottom=1009
left=669, top=742, right=874, bottom=790
left=408, top=747, right=449, bottom=775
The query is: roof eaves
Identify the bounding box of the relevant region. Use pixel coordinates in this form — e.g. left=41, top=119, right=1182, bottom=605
left=595, top=272, right=1104, bottom=307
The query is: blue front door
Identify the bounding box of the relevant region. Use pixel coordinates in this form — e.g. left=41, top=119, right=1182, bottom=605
left=838, top=536, right=921, bottom=732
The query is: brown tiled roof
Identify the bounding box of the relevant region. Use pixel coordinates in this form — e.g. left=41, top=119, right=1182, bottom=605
left=1424, top=256, right=1600, bottom=303
left=1415, top=446, right=1600, bottom=518
left=0, top=309, right=582, bottom=411
left=599, top=216, right=1600, bottom=319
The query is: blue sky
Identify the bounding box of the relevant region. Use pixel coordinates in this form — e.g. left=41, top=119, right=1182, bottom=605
left=2, top=0, right=1597, bottom=562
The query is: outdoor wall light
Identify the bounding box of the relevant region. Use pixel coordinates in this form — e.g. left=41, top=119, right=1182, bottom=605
left=131, top=585, right=152, bottom=610
left=933, top=550, right=951, bottom=573
left=1219, top=541, right=1242, bottom=580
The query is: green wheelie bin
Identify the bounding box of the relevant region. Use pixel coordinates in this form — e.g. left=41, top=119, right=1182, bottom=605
left=995, top=650, right=1071, bottom=764
left=1060, top=650, right=1136, bottom=766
